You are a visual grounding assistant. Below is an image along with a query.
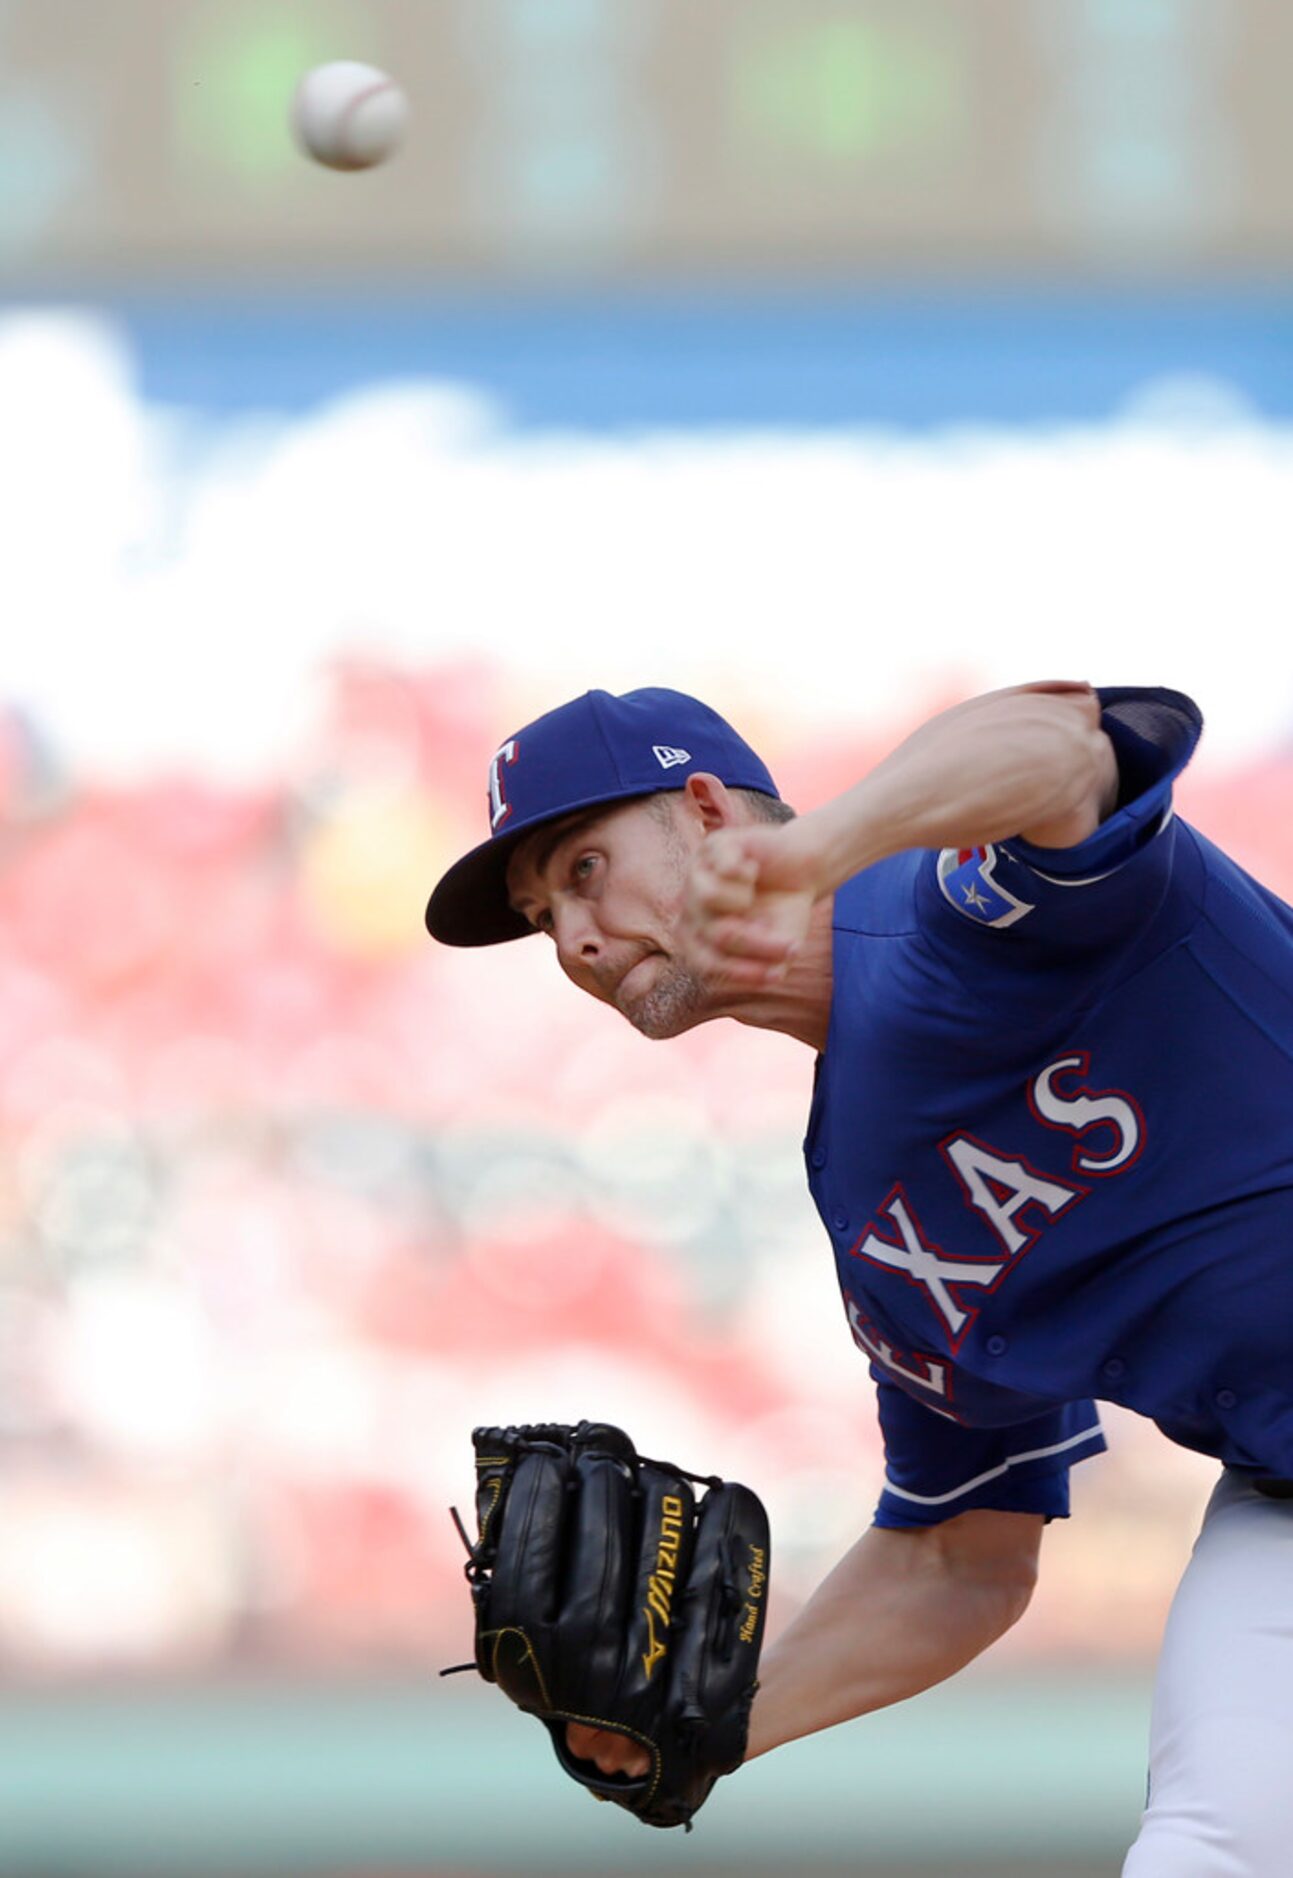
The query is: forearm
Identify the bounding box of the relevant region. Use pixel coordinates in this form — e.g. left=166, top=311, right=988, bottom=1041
left=785, top=682, right=1119, bottom=900
left=744, top=1515, right=1040, bottom=1761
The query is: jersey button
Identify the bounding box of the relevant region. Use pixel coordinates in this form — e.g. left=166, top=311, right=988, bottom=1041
left=1102, top=1358, right=1125, bottom=1381
left=1215, top=1388, right=1238, bottom=1410
left=985, top=1334, right=1008, bottom=1356
left=811, top=1148, right=827, bottom=1170
left=831, top=1208, right=848, bottom=1232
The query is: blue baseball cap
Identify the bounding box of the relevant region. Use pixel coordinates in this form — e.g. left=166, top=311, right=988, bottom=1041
left=425, top=687, right=779, bottom=946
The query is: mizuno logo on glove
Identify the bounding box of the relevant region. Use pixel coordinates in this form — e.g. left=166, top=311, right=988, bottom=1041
left=642, top=1494, right=686, bottom=1679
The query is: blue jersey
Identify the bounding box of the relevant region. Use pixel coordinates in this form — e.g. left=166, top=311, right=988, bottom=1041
left=805, top=688, right=1293, bottom=1529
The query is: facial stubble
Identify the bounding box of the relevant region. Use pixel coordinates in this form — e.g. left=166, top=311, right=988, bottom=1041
left=619, top=798, right=711, bottom=1040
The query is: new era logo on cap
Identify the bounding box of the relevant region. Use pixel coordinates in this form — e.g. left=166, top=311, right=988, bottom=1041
left=653, top=745, right=691, bottom=769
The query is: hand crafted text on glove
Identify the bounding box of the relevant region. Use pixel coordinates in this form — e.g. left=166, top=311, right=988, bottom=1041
left=451, top=1419, right=770, bottom=1830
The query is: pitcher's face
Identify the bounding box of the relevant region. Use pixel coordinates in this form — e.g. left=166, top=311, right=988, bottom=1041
left=505, top=795, right=715, bottom=1039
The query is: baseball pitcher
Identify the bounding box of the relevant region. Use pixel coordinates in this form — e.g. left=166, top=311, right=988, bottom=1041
left=428, top=681, right=1293, bottom=1874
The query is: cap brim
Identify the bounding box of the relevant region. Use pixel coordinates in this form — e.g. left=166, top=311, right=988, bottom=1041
left=424, top=825, right=538, bottom=947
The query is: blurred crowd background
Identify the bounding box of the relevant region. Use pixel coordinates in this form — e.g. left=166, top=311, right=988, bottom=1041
left=1, top=2, right=1292, bottom=1873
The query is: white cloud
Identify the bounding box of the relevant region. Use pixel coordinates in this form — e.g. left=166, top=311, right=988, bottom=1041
left=2, top=308, right=1289, bottom=778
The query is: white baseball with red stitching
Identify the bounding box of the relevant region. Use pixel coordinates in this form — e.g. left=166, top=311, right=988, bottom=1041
left=291, top=62, right=408, bottom=172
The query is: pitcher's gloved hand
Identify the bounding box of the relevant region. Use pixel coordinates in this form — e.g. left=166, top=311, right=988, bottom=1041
left=450, top=1420, right=770, bottom=1830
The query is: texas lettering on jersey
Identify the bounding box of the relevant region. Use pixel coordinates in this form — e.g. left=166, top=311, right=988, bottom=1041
left=845, top=1301, right=959, bottom=1419
left=844, top=1053, right=1144, bottom=1392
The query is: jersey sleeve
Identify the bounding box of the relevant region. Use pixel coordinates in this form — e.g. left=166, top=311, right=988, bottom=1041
left=872, top=1378, right=1107, bottom=1530
left=919, top=687, right=1203, bottom=961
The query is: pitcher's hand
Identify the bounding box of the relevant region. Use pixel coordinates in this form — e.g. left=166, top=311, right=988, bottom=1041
left=566, top=1722, right=652, bottom=1780
left=682, top=820, right=824, bottom=988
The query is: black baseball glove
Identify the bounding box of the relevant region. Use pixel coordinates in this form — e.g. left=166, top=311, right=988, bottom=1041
left=447, top=1419, right=770, bottom=1830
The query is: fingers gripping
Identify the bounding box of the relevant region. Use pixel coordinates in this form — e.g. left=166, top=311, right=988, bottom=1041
left=687, top=829, right=808, bottom=977
left=693, top=839, right=759, bottom=918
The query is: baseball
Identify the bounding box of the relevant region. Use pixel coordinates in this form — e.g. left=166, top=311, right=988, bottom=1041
left=291, top=61, right=408, bottom=172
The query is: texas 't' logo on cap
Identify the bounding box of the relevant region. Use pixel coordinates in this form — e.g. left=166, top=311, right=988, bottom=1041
left=488, top=739, right=519, bottom=831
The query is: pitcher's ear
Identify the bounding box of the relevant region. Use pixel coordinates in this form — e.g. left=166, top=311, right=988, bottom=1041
left=681, top=772, right=737, bottom=832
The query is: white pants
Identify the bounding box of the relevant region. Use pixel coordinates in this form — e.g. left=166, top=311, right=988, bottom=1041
left=1123, top=1470, right=1293, bottom=1877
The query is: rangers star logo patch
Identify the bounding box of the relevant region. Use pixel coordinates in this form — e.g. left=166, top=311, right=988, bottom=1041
left=936, top=844, right=1034, bottom=928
